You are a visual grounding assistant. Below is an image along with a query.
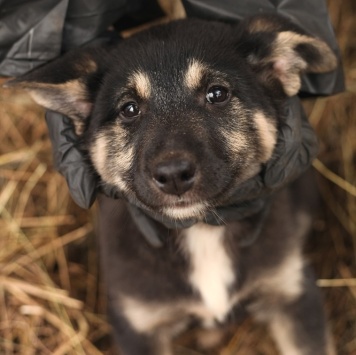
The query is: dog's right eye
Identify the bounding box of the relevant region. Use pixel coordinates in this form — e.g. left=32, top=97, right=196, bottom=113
left=206, top=86, right=229, bottom=104
left=120, top=102, right=140, bottom=120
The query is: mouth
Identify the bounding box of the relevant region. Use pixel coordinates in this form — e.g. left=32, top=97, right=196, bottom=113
left=122, top=187, right=209, bottom=221
left=144, top=192, right=210, bottom=220
left=160, top=201, right=208, bottom=220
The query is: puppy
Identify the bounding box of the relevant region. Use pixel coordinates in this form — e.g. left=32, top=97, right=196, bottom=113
left=7, top=15, right=337, bottom=355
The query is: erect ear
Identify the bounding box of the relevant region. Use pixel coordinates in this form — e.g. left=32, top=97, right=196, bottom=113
left=237, top=14, right=338, bottom=96
left=4, top=46, right=109, bottom=135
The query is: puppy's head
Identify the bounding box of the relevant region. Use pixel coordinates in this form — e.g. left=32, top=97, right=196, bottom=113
left=6, top=15, right=337, bottom=220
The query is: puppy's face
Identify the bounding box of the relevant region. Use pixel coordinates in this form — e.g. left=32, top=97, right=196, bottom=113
left=7, top=16, right=337, bottom=220
left=88, top=37, right=279, bottom=219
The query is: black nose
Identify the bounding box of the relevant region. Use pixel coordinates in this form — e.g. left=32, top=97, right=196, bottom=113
left=152, top=159, right=196, bottom=196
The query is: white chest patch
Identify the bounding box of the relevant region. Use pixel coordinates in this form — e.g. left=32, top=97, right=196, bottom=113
left=184, top=223, right=235, bottom=324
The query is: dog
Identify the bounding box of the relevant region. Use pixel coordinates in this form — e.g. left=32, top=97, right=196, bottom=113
left=6, top=14, right=337, bottom=355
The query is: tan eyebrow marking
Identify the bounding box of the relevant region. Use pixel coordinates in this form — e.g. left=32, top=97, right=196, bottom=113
left=184, top=59, right=207, bottom=90
left=129, top=70, right=151, bottom=99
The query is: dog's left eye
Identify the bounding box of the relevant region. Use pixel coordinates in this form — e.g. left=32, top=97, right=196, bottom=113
left=206, top=86, right=229, bottom=104
left=120, top=102, right=140, bottom=119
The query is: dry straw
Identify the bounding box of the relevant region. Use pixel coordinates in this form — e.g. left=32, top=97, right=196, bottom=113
left=0, top=0, right=355, bottom=353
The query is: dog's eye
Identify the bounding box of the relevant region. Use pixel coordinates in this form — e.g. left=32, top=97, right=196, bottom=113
left=206, top=86, right=229, bottom=104
left=121, top=102, right=140, bottom=119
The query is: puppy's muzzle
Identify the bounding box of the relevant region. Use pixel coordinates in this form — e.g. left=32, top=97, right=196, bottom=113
left=151, top=158, right=196, bottom=196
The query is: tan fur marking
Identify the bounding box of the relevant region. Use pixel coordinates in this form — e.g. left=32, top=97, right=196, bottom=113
left=272, top=320, right=335, bottom=355
left=90, top=127, right=133, bottom=193
left=248, top=31, right=337, bottom=96
left=263, top=251, right=304, bottom=300
left=19, top=80, right=91, bottom=134
left=121, top=297, right=177, bottom=333
left=247, top=17, right=282, bottom=33
left=270, top=312, right=305, bottom=355
left=107, top=123, right=133, bottom=193
left=112, top=147, right=134, bottom=193
left=120, top=296, right=231, bottom=339
left=74, top=57, right=98, bottom=74
left=120, top=297, right=192, bottom=355
left=22, top=80, right=87, bottom=104
left=252, top=212, right=311, bottom=302
left=276, top=32, right=337, bottom=73
left=184, top=60, right=206, bottom=90
left=130, top=71, right=151, bottom=99
left=253, top=111, right=277, bottom=162
left=220, top=98, right=252, bottom=165
left=28, top=90, right=55, bottom=109
left=269, top=297, right=335, bottom=355
left=238, top=210, right=309, bottom=305
left=111, top=122, right=134, bottom=173
left=241, top=253, right=305, bottom=323
left=271, top=31, right=337, bottom=96
left=90, top=133, right=109, bottom=181
left=120, top=297, right=212, bottom=333
left=272, top=33, right=308, bottom=96
left=222, top=129, right=248, bottom=156
left=261, top=212, right=311, bottom=301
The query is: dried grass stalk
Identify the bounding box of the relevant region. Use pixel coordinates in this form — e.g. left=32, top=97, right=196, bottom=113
left=1, top=1, right=356, bottom=353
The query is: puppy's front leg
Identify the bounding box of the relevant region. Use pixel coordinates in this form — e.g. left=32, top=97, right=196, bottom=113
left=108, top=304, right=174, bottom=355
left=251, top=266, right=334, bottom=355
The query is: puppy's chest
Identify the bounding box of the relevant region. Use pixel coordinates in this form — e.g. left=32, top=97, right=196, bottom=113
left=183, top=223, right=236, bottom=324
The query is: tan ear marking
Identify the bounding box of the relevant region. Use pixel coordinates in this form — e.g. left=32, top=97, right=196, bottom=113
left=246, top=17, right=282, bottom=33
left=17, top=79, right=92, bottom=134
left=276, top=32, right=337, bottom=70
left=74, top=57, right=98, bottom=75
left=14, top=79, right=87, bottom=102
left=245, top=27, right=338, bottom=97
left=269, top=31, right=337, bottom=96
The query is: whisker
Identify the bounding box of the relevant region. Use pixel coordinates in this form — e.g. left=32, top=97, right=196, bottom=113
left=209, top=207, right=227, bottom=225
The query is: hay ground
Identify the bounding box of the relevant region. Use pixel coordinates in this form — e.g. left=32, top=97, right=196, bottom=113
left=0, top=1, right=356, bottom=354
